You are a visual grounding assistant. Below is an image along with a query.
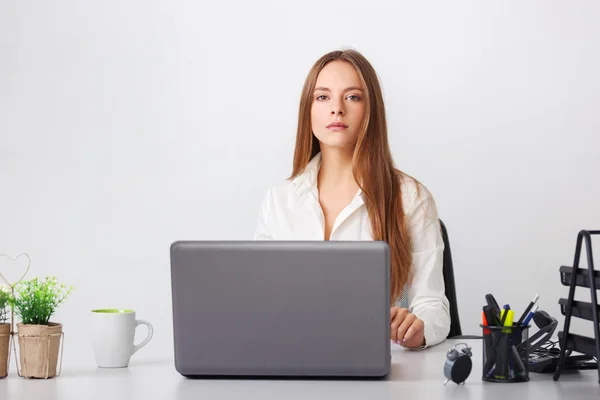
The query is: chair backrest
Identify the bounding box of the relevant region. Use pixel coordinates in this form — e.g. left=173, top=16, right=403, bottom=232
left=439, top=219, right=462, bottom=338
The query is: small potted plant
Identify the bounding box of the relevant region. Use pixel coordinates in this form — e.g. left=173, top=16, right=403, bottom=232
left=9, top=276, right=73, bottom=379
left=0, top=284, right=10, bottom=378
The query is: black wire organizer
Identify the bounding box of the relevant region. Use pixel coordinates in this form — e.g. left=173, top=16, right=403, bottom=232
left=554, top=230, right=600, bottom=382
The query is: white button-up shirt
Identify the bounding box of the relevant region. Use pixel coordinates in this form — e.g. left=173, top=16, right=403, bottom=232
left=253, top=153, right=450, bottom=347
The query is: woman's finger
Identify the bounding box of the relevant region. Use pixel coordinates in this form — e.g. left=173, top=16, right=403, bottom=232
left=390, top=308, right=408, bottom=341
left=403, top=318, right=424, bottom=342
left=396, top=313, right=415, bottom=343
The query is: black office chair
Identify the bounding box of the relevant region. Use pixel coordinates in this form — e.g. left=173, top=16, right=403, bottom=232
left=440, top=219, right=481, bottom=339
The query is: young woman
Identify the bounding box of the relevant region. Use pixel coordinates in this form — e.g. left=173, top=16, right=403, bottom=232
left=253, top=49, right=450, bottom=349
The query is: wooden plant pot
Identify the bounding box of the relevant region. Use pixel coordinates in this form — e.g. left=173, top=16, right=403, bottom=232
left=0, top=323, right=10, bottom=378
left=16, top=322, right=63, bottom=379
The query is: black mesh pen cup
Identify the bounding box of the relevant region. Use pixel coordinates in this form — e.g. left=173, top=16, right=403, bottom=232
left=480, top=324, right=530, bottom=383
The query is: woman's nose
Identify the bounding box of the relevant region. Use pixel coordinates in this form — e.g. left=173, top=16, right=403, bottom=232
left=330, top=107, right=345, bottom=116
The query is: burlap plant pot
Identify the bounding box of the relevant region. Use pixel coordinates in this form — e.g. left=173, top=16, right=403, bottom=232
left=0, top=323, right=10, bottom=378
left=16, top=322, right=63, bottom=379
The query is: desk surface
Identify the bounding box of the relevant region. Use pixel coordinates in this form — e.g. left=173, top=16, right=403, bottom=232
left=1, top=339, right=599, bottom=399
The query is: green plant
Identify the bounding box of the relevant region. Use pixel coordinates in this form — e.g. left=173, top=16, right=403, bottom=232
left=0, top=285, right=10, bottom=324
left=8, top=276, right=73, bottom=325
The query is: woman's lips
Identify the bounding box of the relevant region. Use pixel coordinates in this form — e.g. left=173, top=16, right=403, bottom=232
left=327, top=122, right=348, bottom=130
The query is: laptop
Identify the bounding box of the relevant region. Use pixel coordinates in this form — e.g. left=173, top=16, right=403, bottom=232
left=170, top=240, right=391, bottom=378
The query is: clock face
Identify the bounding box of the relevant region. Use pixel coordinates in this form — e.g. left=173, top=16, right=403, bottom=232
left=451, top=356, right=473, bottom=384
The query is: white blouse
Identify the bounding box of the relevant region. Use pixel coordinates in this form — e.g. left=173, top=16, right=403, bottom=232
left=253, top=152, right=450, bottom=348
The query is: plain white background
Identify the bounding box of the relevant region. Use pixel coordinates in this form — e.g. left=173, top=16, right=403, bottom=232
left=1, top=0, right=599, bottom=369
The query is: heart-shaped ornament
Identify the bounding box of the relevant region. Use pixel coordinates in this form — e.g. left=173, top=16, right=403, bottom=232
left=0, top=253, right=31, bottom=287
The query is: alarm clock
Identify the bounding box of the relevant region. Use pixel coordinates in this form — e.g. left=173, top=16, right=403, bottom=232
left=444, top=342, right=473, bottom=385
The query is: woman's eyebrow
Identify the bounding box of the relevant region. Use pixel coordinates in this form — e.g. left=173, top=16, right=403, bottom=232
left=314, top=86, right=364, bottom=92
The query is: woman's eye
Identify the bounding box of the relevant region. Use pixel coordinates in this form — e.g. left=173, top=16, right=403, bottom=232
left=316, top=95, right=328, bottom=101
left=347, top=95, right=361, bottom=101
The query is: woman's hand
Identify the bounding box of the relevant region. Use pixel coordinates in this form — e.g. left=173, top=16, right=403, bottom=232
left=390, top=307, right=425, bottom=348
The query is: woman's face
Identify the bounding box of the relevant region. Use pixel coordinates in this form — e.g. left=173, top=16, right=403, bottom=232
left=311, top=60, right=366, bottom=151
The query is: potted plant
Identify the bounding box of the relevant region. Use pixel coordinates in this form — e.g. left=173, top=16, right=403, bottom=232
left=8, top=276, right=73, bottom=379
left=0, top=284, right=10, bottom=378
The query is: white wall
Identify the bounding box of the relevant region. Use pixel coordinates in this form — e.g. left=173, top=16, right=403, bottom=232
left=1, top=0, right=599, bottom=365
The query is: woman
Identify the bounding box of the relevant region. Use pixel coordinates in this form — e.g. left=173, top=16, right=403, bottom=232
left=253, top=49, right=450, bottom=349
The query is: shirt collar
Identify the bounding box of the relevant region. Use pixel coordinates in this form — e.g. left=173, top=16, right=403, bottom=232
left=291, top=152, right=364, bottom=202
left=291, top=152, right=322, bottom=200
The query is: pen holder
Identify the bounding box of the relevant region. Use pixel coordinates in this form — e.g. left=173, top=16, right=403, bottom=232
left=480, top=324, right=530, bottom=383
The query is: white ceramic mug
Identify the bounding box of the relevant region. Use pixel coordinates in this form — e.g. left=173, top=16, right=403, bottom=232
left=91, top=309, right=153, bottom=368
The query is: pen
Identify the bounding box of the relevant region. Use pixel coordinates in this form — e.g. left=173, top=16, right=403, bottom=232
left=516, top=293, right=540, bottom=325
left=511, top=344, right=527, bottom=376
left=521, top=304, right=539, bottom=327
left=500, top=304, right=511, bottom=326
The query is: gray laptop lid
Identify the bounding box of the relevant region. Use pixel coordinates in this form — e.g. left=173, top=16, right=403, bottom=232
left=170, top=240, right=391, bottom=377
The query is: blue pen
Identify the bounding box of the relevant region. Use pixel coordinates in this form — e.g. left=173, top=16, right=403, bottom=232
left=516, top=294, right=540, bottom=325
left=522, top=305, right=539, bottom=326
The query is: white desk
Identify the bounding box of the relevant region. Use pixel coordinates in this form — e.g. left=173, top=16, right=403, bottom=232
left=1, top=339, right=599, bottom=399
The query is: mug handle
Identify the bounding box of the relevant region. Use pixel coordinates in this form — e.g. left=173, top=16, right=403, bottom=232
left=132, top=319, right=153, bottom=355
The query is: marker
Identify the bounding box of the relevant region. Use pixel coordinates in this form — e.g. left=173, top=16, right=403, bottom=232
left=485, top=294, right=501, bottom=321
left=482, top=311, right=490, bottom=334
left=495, top=308, right=514, bottom=379
left=500, top=309, right=514, bottom=332
left=483, top=305, right=498, bottom=327
left=521, top=304, right=539, bottom=326
left=482, top=311, right=496, bottom=374
left=516, top=294, right=540, bottom=325
left=502, top=309, right=514, bottom=330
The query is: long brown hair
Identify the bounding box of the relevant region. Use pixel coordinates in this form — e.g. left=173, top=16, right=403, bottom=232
left=289, top=49, right=419, bottom=305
